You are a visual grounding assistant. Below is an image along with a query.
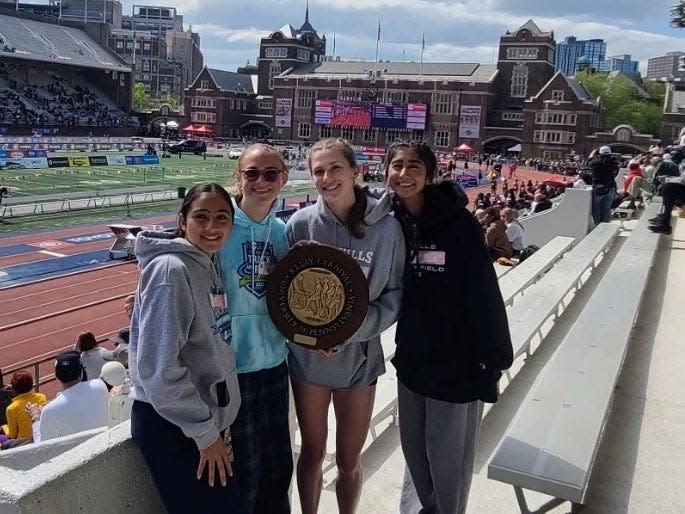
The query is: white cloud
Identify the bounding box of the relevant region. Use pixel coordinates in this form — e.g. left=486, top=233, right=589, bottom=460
left=118, top=0, right=680, bottom=74
left=192, top=24, right=270, bottom=44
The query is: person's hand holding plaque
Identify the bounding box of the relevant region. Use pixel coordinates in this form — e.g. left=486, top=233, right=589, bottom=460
left=266, top=244, right=369, bottom=350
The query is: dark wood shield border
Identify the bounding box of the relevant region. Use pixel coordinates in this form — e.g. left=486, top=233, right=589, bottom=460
left=267, top=244, right=369, bottom=349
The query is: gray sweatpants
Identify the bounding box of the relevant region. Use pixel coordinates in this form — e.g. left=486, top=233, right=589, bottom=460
left=398, top=381, right=483, bottom=514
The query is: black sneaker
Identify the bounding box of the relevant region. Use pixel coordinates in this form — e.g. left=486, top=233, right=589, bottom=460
left=649, top=224, right=672, bottom=235
left=648, top=214, right=666, bottom=224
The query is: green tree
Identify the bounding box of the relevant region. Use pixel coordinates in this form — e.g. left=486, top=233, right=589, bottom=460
left=575, top=71, right=664, bottom=135
left=132, top=82, right=151, bottom=112
left=671, top=1, right=685, bottom=27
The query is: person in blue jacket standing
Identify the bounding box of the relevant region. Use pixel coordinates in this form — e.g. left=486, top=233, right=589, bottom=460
left=214, top=144, right=293, bottom=513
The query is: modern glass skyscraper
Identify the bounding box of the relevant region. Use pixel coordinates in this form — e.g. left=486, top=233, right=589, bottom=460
left=600, top=54, right=639, bottom=73
left=555, top=36, right=607, bottom=75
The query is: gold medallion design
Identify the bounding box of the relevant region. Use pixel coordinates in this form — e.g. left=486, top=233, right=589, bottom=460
left=287, top=268, right=345, bottom=326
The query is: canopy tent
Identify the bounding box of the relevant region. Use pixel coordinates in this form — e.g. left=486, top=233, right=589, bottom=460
left=165, top=120, right=179, bottom=128
left=455, top=143, right=474, bottom=154
left=182, top=124, right=197, bottom=132
left=507, top=143, right=522, bottom=152
left=193, top=125, right=213, bottom=135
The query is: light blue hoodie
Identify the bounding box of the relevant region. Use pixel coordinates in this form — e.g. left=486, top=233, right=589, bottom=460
left=216, top=198, right=290, bottom=373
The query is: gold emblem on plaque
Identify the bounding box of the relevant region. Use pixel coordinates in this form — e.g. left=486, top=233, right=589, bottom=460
left=287, top=268, right=345, bottom=326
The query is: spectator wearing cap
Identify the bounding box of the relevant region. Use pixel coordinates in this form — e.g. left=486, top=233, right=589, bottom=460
left=32, top=350, right=108, bottom=442
left=590, top=146, right=619, bottom=224
left=75, top=331, right=117, bottom=380
left=2, top=371, right=46, bottom=441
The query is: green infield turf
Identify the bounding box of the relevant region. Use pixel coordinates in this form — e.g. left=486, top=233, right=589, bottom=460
left=0, top=155, right=239, bottom=197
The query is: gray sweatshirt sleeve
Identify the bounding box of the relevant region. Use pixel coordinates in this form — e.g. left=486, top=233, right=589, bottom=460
left=136, top=280, right=220, bottom=450
left=348, top=220, right=406, bottom=343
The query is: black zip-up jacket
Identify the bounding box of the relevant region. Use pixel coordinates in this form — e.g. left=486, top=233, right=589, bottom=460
left=391, top=181, right=513, bottom=403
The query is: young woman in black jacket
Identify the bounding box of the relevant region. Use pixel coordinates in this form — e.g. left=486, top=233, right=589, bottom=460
left=385, top=141, right=513, bottom=514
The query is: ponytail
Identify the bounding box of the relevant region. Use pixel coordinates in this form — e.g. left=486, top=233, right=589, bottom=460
left=347, top=184, right=369, bottom=239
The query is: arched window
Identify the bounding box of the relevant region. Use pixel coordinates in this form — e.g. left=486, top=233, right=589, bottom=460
left=269, top=61, right=282, bottom=89
left=511, top=63, right=529, bottom=98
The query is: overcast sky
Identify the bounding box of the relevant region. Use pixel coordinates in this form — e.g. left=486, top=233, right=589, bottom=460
left=118, top=0, right=683, bottom=73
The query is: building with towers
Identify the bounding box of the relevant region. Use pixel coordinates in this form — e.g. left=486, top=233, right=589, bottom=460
left=256, top=0, right=326, bottom=96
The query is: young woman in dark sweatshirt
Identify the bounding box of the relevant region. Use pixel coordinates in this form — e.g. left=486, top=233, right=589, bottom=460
left=385, top=141, right=513, bottom=514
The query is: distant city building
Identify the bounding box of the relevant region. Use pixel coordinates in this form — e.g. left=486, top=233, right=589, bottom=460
left=110, top=5, right=203, bottom=99
left=555, top=36, right=606, bottom=75
left=600, top=54, right=639, bottom=74
left=646, top=51, right=685, bottom=80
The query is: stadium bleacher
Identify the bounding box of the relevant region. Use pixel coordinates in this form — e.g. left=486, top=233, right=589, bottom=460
left=0, top=13, right=137, bottom=129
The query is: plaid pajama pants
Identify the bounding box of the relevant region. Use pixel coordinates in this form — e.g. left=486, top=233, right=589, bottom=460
left=232, top=361, right=293, bottom=514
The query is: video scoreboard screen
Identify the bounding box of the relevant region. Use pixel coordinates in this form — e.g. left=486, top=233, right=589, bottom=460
left=314, top=100, right=427, bottom=131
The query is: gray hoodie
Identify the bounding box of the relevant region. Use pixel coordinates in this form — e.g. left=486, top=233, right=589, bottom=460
left=129, top=231, right=241, bottom=450
left=286, top=190, right=405, bottom=389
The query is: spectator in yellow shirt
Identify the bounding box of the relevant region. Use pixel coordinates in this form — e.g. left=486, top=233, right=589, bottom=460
left=3, top=371, right=47, bottom=440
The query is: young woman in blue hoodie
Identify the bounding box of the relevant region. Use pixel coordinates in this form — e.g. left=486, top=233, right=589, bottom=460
left=129, top=182, right=246, bottom=514
left=286, top=138, right=405, bottom=514
left=385, top=141, right=513, bottom=514
left=215, top=144, right=293, bottom=513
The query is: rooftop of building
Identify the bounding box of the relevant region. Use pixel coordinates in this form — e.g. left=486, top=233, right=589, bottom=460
left=0, top=13, right=129, bottom=72
left=280, top=61, right=499, bottom=83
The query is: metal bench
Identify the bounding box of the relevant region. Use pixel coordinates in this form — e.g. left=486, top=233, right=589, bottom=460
left=498, top=236, right=576, bottom=306
left=488, top=203, right=662, bottom=513
left=503, top=223, right=619, bottom=381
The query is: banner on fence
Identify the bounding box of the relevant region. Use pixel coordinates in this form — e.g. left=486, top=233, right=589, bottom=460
left=67, top=156, right=91, bottom=167
left=106, top=155, right=127, bottom=166
left=0, top=157, right=49, bottom=169
left=89, top=156, right=109, bottom=166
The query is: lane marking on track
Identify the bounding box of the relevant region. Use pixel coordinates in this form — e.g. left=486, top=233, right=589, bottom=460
left=38, top=250, right=66, bottom=257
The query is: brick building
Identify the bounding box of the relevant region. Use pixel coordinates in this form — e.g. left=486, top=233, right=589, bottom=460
left=185, top=17, right=612, bottom=157
left=184, top=67, right=273, bottom=138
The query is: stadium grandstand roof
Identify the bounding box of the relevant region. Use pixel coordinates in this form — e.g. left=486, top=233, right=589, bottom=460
left=0, top=14, right=130, bottom=72
left=281, top=61, right=499, bottom=83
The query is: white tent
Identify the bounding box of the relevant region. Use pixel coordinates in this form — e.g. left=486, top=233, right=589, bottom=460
left=507, top=143, right=522, bottom=152
left=165, top=120, right=179, bottom=128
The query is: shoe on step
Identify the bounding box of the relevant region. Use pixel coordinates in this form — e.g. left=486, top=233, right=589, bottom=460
left=648, top=224, right=671, bottom=235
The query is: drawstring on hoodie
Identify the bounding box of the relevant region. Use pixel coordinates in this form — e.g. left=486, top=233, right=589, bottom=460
left=251, top=218, right=273, bottom=290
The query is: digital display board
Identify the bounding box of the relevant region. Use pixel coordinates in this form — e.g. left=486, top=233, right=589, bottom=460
left=331, top=101, right=372, bottom=128
left=314, top=100, right=427, bottom=131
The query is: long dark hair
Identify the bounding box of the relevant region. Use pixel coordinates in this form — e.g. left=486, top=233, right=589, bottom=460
left=308, top=138, right=368, bottom=239
left=176, top=182, right=235, bottom=237
left=383, top=140, right=438, bottom=183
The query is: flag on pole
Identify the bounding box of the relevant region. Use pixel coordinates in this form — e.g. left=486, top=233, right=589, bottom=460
left=375, top=20, right=381, bottom=62
left=332, top=33, right=336, bottom=58
left=422, top=34, right=425, bottom=52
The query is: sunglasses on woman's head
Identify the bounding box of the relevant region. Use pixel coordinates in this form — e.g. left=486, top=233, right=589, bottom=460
left=240, top=168, right=283, bottom=182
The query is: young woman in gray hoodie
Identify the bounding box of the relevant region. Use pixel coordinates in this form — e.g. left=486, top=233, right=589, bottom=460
left=286, top=138, right=405, bottom=514
left=128, top=183, right=246, bottom=514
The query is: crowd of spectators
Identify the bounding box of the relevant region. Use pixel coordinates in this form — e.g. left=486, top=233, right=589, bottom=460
left=0, top=62, right=137, bottom=127
left=0, top=329, right=132, bottom=450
